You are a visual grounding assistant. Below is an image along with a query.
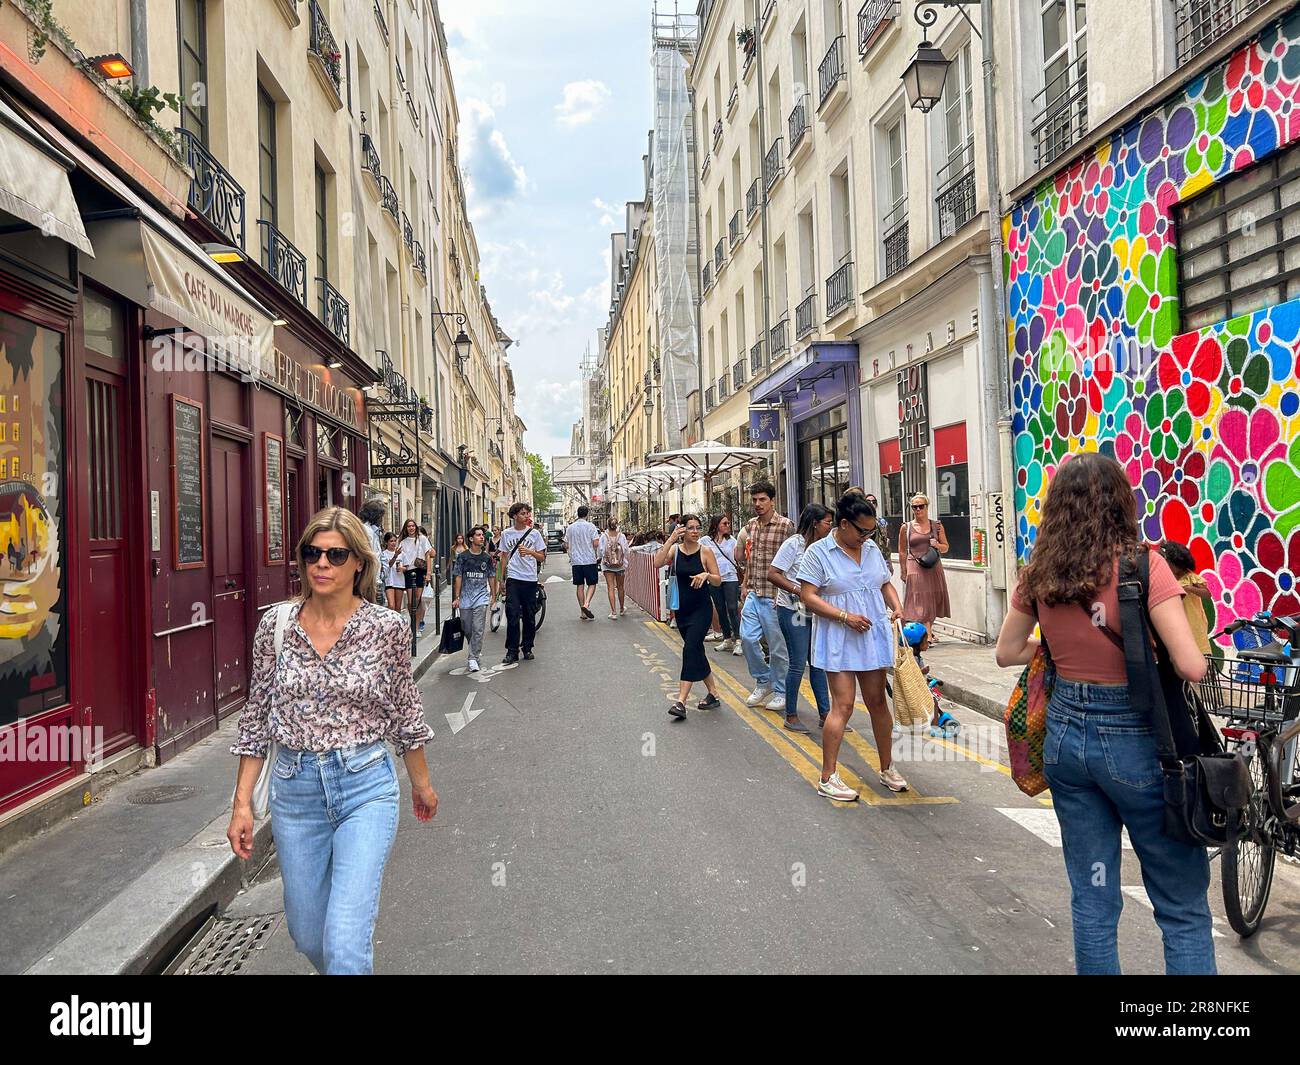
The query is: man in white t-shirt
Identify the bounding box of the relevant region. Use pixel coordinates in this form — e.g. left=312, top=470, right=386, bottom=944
left=564, top=505, right=601, bottom=620
left=497, top=502, right=548, bottom=664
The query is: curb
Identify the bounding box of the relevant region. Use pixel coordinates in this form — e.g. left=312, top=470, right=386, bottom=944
left=934, top=678, right=1007, bottom=724
left=25, top=809, right=276, bottom=975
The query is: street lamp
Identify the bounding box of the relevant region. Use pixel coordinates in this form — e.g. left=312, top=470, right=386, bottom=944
left=901, top=1, right=982, bottom=114
left=433, top=311, right=472, bottom=373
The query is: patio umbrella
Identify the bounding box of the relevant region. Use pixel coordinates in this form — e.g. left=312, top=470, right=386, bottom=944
left=645, top=438, right=773, bottom=502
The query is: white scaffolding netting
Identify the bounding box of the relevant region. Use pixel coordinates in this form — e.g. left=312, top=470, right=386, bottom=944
left=652, top=9, right=698, bottom=449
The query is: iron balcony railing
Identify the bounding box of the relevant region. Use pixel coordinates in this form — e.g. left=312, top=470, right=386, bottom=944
left=1175, top=0, right=1268, bottom=65
left=175, top=128, right=245, bottom=250
left=818, top=35, right=846, bottom=109
left=373, top=0, right=388, bottom=39
left=729, top=210, right=742, bottom=248
left=308, top=0, right=342, bottom=94
left=788, top=95, right=809, bottom=155
left=749, top=339, right=765, bottom=375
left=360, top=132, right=382, bottom=187
left=936, top=140, right=977, bottom=240
left=718, top=373, right=730, bottom=400
left=763, top=0, right=776, bottom=28
left=316, top=277, right=350, bottom=346
left=705, top=385, right=716, bottom=411
left=728, top=83, right=739, bottom=114
left=882, top=199, right=909, bottom=278
left=380, top=175, right=399, bottom=221
left=747, top=177, right=762, bottom=219
left=402, top=211, right=414, bottom=253
left=703, top=261, right=713, bottom=291
left=764, top=137, right=785, bottom=191
left=713, top=118, right=724, bottom=148
left=654, top=356, right=662, bottom=377
left=858, top=0, right=898, bottom=55
left=1031, top=51, right=1088, bottom=167
left=826, top=260, right=853, bottom=318
left=258, top=220, right=307, bottom=305
left=702, top=152, right=711, bottom=180
left=795, top=293, right=816, bottom=340
left=715, top=237, right=725, bottom=272
left=644, top=369, right=652, bottom=390
left=412, top=240, right=427, bottom=276
left=733, top=358, right=747, bottom=390
left=769, top=316, right=790, bottom=358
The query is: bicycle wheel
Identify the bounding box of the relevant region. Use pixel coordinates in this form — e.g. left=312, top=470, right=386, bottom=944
left=1222, top=743, right=1276, bottom=938
left=534, top=597, right=546, bottom=632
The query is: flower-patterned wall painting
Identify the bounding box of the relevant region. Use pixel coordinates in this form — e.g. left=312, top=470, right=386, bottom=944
left=1004, top=11, right=1300, bottom=634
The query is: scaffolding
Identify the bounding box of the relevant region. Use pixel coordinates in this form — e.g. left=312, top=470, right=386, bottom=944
left=651, top=1, right=699, bottom=449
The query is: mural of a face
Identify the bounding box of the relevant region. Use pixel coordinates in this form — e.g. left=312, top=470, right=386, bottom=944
left=1004, top=13, right=1300, bottom=637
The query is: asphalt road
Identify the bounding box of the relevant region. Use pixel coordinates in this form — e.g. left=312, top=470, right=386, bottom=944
left=230, top=556, right=1300, bottom=975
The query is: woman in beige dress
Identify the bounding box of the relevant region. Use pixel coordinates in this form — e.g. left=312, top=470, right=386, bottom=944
left=899, top=493, right=950, bottom=635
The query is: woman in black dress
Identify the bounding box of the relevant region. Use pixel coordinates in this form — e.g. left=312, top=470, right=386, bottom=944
left=654, top=514, right=723, bottom=719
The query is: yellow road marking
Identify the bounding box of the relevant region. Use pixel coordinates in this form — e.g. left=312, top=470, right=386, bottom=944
left=643, top=622, right=956, bottom=807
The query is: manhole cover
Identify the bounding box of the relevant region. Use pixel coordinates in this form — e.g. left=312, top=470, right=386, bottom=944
left=126, top=784, right=198, bottom=805
left=169, top=914, right=282, bottom=975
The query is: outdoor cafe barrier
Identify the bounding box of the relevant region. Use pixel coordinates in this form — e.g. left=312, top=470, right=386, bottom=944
left=625, top=548, right=668, bottom=621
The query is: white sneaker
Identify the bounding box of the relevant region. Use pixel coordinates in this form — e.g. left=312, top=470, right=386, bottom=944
left=732, top=643, right=744, bottom=656
left=620, top=606, right=626, bottom=616
left=817, top=772, right=858, bottom=802
left=608, top=612, right=617, bottom=619
left=764, top=693, right=786, bottom=712
left=746, top=685, right=773, bottom=707
left=467, top=658, right=480, bottom=673
left=879, top=766, right=909, bottom=792
left=704, top=631, right=722, bottom=641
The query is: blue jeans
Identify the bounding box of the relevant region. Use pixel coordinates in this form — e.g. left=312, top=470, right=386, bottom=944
left=1044, top=679, right=1216, bottom=975
left=740, top=593, right=789, bottom=695
left=270, top=742, right=401, bottom=975
left=778, top=604, right=830, bottom=718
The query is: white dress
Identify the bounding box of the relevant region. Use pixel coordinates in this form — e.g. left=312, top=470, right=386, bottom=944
left=796, top=532, right=894, bottom=672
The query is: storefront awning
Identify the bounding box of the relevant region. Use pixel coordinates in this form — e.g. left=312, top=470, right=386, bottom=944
left=13, top=98, right=275, bottom=358
left=0, top=95, right=93, bottom=254
left=750, top=341, right=858, bottom=405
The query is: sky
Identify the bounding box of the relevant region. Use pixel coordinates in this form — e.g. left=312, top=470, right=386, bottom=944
left=439, top=0, right=656, bottom=466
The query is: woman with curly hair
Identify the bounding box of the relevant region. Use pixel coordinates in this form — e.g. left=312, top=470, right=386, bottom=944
left=994, top=452, right=1210, bottom=974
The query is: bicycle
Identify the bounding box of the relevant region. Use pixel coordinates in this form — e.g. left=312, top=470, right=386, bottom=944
left=1189, top=611, right=1300, bottom=937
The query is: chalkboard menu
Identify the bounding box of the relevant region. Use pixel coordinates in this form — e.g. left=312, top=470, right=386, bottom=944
left=171, top=396, right=206, bottom=569
left=264, top=432, right=285, bottom=564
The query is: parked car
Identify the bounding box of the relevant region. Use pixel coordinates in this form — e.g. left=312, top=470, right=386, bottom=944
left=546, top=530, right=565, bottom=552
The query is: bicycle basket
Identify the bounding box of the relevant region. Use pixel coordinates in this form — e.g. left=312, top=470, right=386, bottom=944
left=1192, top=653, right=1295, bottom=726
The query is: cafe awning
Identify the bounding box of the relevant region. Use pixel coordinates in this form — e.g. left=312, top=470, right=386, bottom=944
left=749, top=341, right=858, bottom=405
left=14, top=97, right=274, bottom=354
left=0, top=94, right=93, bottom=254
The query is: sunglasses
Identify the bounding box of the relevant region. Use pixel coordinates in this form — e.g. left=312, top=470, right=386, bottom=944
left=847, top=520, right=878, bottom=539
left=301, top=545, right=354, bottom=566
left=911, top=503, right=927, bottom=509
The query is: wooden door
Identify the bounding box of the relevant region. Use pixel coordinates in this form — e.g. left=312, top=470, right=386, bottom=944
left=211, top=436, right=247, bottom=717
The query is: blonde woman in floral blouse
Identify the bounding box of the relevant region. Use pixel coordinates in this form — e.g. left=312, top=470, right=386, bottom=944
left=227, top=506, right=437, bottom=975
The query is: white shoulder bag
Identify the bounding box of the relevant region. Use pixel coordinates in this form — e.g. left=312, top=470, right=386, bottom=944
left=241, top=602, right=292, bottom=820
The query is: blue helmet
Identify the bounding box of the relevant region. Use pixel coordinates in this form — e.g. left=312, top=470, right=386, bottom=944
left=901, top=622, right=927, bottom=647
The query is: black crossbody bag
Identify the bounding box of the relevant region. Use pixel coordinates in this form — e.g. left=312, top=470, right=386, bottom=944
left=1111, top=548, right=1250, bottom=848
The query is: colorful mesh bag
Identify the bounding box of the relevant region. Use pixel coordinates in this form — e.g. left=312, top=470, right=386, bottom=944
left=1003, top=627, right=1055, bottom=797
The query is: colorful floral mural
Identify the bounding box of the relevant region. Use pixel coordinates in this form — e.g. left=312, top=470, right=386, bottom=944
left=1004, top=11, right=1300, bottom=628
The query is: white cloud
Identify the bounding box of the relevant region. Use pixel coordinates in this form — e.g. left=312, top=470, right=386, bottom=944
left=461, top=98, right=529, bottom=220
left=593, top=197, right=620, bottom=227
left=555, top=80, right=611, bottom=128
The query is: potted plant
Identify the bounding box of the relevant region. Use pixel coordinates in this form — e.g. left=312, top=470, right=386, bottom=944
left=736, top=26, right=755, bottom=55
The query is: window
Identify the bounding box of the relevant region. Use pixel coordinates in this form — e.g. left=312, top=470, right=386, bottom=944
left=257, top=86, right=278, bottom=267
left=1176, top=141, right=1300, bottom=331
left=314, top=163, right=329, bottom=311
left=881, top=117, right=908, bottom=277
left=1034, top=0, right=1088, bottom=166
left=178, top=0, right=208, bottom=145
left=934, top=422, right=970, bottom=561
left=937, top=43, right=977, bottom=240
left=878, top=438, right=903, bottom=547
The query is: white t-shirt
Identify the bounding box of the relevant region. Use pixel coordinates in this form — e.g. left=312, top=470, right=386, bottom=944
left=381, top=549, right=405, bottom=589
left=396, top=535, right=432, bottom=569
left=499, top=526, right=546, bottom=582
left=770, top=533, right=809, bottom=611
left=565, top=520, right=600, bottom=565
left=700, top=535, right=738, bottom=582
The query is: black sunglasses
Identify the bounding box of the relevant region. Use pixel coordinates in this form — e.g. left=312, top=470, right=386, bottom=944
left=301, top=545, right=354, bottom=566
left=911, top=503, right=926, bottom=509
left=846, top=520, right=877, bottom=539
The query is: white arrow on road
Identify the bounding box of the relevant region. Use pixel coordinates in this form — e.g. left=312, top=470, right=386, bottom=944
left=445, top=692, right=485, bottom=735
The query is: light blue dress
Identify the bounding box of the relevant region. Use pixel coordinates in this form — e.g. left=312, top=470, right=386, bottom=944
left=797, top=532, right=894, bottom=672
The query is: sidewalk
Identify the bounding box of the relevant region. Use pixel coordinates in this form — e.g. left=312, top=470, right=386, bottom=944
left=0, top=604, right=446, bottom=976
left=921, top=637, right=1016, bottom=722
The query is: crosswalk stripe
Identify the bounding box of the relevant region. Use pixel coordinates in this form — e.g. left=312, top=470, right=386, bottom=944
left=643, top=622, right=956, bottom=807
left=997, top=807, right=1133, bottom=850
